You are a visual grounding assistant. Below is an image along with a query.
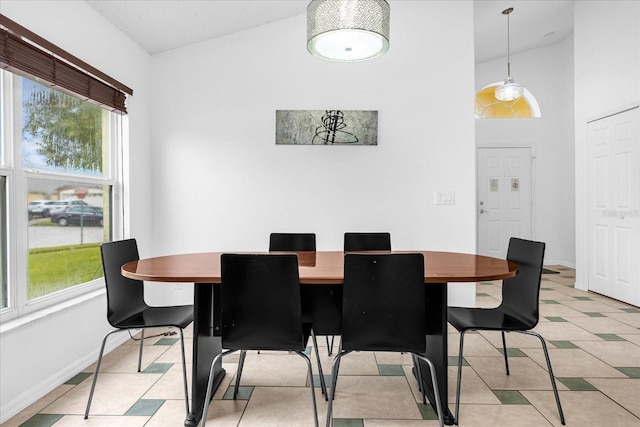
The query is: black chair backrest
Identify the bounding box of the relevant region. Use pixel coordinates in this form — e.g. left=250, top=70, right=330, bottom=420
left=100, top=239, right=147, bottom=327
left=499, top=237, right=546, bottom=329
left=269, top=233, right=316, bottom=251
left=344, top=232, right=391, bottom=251
left=220, top=254, right=304, bottom=351
left=342, top=253, right=426, bottom=353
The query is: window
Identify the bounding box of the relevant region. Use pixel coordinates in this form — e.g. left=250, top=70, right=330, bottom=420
left=0, top=71, right=123, bottom=320
left=0, top=15, right=130, bottom=321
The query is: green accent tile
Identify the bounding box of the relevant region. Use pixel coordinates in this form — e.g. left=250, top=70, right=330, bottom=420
left=596, top=334, right=625, bottom=341
left=498, top=348, right=527, bottom=357
left=378, top=364, right=405, bottom=376
left=585, top=312, right=606, bottom=317
left=575, top=296, right=592, bottom=301
left=476, top=292, right=490, bottom=297
left=223, top=385, right=254, bottom=400
left=545, top=317, right=568, bottom=322
left=479, top=281, right=494, bottom=285
left=19, top=414, right=64, bottom=427
left=65, top=372, right=92, bottom=385
left=142, top=362, right=174, bottom=374
left=332, top=419, right=364, bottom=427
left=615, top=367, right=640, bottom=378
left=558, top=377, right=597, bottom=391
left=540, top=287, right=554, bottom=290
left=448, top=356, right=469, bottom=366
left=493, top=390, right=530, bottom=405
left=550, top=340, right=578, bottom=349
left=125, top=399, right=165, bottom=416
left=542, top=300, right=560, bottom=304
left=304, top=346, right=312, bottom=355
left=154, top=337, right=179, bottom=346
left=314, top=374, right=332, bottom=387
left=621, top=308, right=640, bottom=313
left=418, top=402, right=439, bottom=420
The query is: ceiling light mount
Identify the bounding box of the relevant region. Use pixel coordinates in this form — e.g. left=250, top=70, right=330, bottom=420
left=307, top=0, right=390, bottom=62
left=495, top=6, right=524, bottom=101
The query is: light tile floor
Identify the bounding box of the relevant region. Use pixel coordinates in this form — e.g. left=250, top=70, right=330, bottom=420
left=3, top=267, right=640, bottom=427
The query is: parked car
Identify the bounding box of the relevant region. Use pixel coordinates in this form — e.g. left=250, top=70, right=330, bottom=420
left=28, top=200, right=56, bottom=219
left=46, top=200, right=88, bottom=216
left=51, top=206, right=103, bottom=227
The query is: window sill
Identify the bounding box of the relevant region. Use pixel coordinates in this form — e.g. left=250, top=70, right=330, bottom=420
left=0, top=288, right=105, bottom=334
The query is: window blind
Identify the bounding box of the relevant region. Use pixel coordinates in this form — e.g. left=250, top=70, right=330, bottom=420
left=0, top=14, right=132, bottom=114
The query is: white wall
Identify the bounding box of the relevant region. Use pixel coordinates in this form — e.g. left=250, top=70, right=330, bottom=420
left=0, top=1, right=153, bottom=421
left=146, top=0, right=477, bottom=306
left=574, top=1, right=640, bottom=290
left=149, top=0, right=476, bottom=252
left=476, top=36, right=576, bottom=267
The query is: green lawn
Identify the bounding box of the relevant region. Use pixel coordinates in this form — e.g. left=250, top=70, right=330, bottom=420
left=28, top=243, right=103, bottom=300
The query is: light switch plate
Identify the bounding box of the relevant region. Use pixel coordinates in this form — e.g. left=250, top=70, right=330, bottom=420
left=434, top=190, right=455, bottom=205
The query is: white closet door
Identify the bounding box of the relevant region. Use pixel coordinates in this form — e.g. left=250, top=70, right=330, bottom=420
left=587, top=107, right=640, bottom=306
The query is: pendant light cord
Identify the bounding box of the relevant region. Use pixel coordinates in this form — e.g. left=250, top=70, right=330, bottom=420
left=507, top=11, right=511, bottom=77
left=503, top=7, right=513, bottom=78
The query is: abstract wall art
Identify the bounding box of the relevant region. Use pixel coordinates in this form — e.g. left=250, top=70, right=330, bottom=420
left=276, top=110, right=378, bottom=145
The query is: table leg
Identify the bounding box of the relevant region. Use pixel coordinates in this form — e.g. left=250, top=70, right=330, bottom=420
left=417, top=282, right=455, bottom=425
left=185, top=283, right=225, bottom=427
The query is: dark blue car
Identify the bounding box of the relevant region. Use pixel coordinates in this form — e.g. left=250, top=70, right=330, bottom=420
left=51, top=206, right=104, bottom=227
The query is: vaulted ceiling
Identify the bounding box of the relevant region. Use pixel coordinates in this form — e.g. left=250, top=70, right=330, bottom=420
left=85, top=0, right=575, bottom=63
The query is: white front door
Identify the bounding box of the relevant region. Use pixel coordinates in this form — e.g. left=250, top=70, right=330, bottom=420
left=477, top=147, right=532, bottom=259
left=587, top=107, right=640, bottom=306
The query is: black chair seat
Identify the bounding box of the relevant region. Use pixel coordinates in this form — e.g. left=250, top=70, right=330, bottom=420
left=447, top=307, right=531, bottom=333
left=116, top=305, right=193, bottom=330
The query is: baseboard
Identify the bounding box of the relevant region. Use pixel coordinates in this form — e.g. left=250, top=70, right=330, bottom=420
left=0, top=332, right=132, bottom=424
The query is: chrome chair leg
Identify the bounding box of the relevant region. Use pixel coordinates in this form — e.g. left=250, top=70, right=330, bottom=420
left=412, top=354, right=426, bottom=403
left=85, top=329, right=120, bottom=419
left=234, top=350, right=247, bottom=399
left=178, top=328, right=190, bottom=415
left=519, top=331, right=566, bottom=425
left=137, top=328, right=145, bottom=372
left=326, top=335, right=335, bottom=356
left=295, top=351, right=320, bottom=427
left=311, top=329, right=328, bottom=399
left=326, top=348, right=353, bottom=427
left=501, top=331, right=510, bottom=375
left=454, top=331, right=466, bottom=425
left=414, top=354, right=444, bottom=427
left=201, top=349, right=238, bottom=427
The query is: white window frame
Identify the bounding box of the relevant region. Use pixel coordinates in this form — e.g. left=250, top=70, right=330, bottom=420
left=0, top=70, right=125, bottom=323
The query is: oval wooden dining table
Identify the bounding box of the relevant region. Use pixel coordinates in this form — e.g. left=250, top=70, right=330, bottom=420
left=122, top=250, right=517, bottom=426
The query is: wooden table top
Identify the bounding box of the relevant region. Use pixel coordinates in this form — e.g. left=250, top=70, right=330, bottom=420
left=121, top=250, right=518, bottom=284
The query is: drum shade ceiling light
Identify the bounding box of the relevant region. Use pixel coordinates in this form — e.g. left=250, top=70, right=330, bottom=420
left=495, top=7, right=524, bottom=101
left=307, top=0, right=390, bottom=62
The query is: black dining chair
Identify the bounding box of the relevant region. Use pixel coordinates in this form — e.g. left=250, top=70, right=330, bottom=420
left=332, top=232, right=393, bottom=358
left=326, top=253, right=444, bottom=427
left=447, top=237, right=565, bottom=425
left=264, top=232, right=328, bottom=398
left=201, top=254, right=319, bottom=427
left=343, top=232, right=391, bottom=252
left=269, top=232, right=317, bottom=252
left=85, top=239, right=193, bottom=419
